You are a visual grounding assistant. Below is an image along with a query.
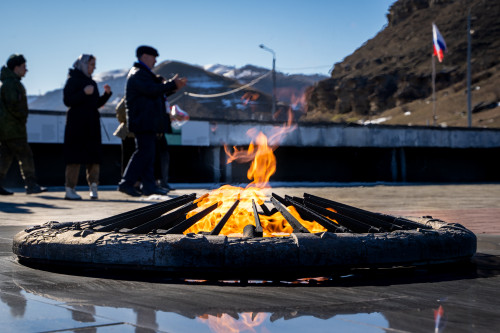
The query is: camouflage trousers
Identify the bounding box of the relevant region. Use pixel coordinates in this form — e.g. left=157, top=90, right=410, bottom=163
left=0, top=138, right=37, bottom=186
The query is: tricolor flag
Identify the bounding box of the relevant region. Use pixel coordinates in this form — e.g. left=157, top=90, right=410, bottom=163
left=432, top=23, right=447, bottom=62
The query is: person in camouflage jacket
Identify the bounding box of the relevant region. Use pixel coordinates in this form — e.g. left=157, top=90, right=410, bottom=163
left=0, top=54, right=46, bottom=195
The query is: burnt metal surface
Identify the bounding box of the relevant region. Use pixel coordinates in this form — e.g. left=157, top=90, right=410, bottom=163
left=210, top=199, right=239, bottom=236
left=12, top=194, right=477, bottom=279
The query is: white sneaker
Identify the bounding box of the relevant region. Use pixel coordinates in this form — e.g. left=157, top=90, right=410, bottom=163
left=65, top=187, right=82, bottom=200
left=89, top=183, right=98, bottom=200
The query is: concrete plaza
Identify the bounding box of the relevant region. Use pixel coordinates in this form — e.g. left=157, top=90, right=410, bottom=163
left=1, top=183, right=499, bottom=332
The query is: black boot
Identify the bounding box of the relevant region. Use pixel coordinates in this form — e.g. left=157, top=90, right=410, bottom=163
left=26, top=183, right=48, bottom=194
left=25, top=176, right=48, bottom=194
left=0, top=186, right=13, bottom=195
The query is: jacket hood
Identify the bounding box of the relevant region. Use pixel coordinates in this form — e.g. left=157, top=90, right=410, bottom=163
left=0, top=65, right=20, bottom=82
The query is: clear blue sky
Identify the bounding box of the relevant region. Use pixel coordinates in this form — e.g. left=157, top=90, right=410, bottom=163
left=1, top=0, right=395, bottom=95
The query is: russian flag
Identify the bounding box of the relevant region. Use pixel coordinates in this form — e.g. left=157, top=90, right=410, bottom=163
left=433, top=23, right=447, bottom=62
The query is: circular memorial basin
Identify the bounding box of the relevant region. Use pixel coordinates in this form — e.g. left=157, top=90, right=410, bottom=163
left=12, top=215, right=476, bottom=280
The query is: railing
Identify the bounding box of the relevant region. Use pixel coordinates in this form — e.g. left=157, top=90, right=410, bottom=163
left=27, top=109, right=500, bottom=148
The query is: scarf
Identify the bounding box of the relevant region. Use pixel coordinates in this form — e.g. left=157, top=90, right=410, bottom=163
left=72, top=54, right=93, bottom=78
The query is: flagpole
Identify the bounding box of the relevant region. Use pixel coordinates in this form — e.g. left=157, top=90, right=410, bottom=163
left=467, top=8, right=472, bottom=127
left=432, top=52, right=437, bottom=126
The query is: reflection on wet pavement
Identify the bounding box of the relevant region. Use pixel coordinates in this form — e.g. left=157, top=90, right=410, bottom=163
left=1, top=249, right=499, bottom=333
left=0, top=290, right=392, bottom=333
left=0, top=290, right=126, bottom=332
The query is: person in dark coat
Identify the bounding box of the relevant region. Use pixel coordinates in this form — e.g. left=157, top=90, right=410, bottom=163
left=114, top=96, right=171, bottom=192
left=63, top=54, right=112, bottom=200
left=118, top=45, right=186, bottom=197
left=0, top=54, right=47, bottom=195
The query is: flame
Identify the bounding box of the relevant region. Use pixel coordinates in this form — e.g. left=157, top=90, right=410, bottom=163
left=198, top=312, right=268, bottom=333
left=291, top=92, right=307, bottom=112
left=184, top=185, right=265, bottom=235
left=434, top=305, right=445, bottom=333
left=224, top=111, right=295, bottom=189
left=241, top=92, right=260, bottom=113
left=183, top=112, right=327, bottom=236
left=325, top=207, right=340, bottom=224
left=241, top=92, right=260, bottom=105
left=245, top=132, right=276, bottom=189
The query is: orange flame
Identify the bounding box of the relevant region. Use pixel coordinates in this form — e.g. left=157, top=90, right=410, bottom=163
left=198, top=312, right=268, bottom=333
left=241, top=92, right=260, bottom=106
left=434, top=305, right=445, bottom=332
left=325, top=207, right=340, bottom=224
left=290, top=92, right=307, bottom=111
left=183, top=112, right=326, bottom=236
left=244, top=132, right=276, bottom=189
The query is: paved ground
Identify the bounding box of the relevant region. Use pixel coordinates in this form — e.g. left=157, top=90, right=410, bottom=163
left=1, top=183, right=499, bottom=332
left=3, top=183, right=499, bottom=234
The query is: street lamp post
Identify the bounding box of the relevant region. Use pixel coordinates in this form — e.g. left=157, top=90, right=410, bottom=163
left=259, top=44, right=276, bottom=119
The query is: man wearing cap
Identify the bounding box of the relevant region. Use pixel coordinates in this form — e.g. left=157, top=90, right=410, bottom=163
left=0, top=54, right=47, bottom=195
left=118, top=46, right=187, bottom=197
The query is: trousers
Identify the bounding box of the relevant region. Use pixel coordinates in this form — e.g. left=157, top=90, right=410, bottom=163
left=0, top=138, right=37, bottom=186
left=120, top=137, right=136, bottom=177
left=154, top=135, right=170, bottom=186
left=120, top=132, right=156, bottom=192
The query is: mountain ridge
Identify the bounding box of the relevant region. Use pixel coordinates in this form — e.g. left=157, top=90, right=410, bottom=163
left=29, top=62, right=326, bottom=122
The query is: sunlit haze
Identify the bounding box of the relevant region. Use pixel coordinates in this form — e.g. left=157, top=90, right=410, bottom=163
left=1, top=0, right=395, bottom=95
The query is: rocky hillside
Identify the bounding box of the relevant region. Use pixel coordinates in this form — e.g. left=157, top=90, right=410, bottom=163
left=304, top=0, right=500, bottom=128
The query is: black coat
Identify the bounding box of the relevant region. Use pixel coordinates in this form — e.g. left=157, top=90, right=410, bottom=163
left=63, top=68, right=111, bottom=164
left=125, top=62, right=176, bottom=134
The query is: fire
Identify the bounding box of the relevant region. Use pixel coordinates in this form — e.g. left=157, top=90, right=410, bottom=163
left=434, top=305, right=445, bottom=333
left=184, top=112, right=327, bottom=236
left=325, top=207, right=340, bottom=224
left=198, top=312, right=268, bottom=333
left=290, top=91, right=307, bottom=111
left=241, top=92, right=260, bottom=105
left=235, top=131, right=276, bottom=189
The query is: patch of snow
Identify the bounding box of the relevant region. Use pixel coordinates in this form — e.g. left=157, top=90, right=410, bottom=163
left=93, top=69, right=129, bottom=82
left=360, top=117, right=392, bottom=125
left=235, top=70, right=255, bottom=79
left=140, top=194, right=171, bottom=201
left=203, top=64, right=235, bottom=77
left=203, top=64, right=264, bottom=81
left=222, top=69, right=237, bottom=78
